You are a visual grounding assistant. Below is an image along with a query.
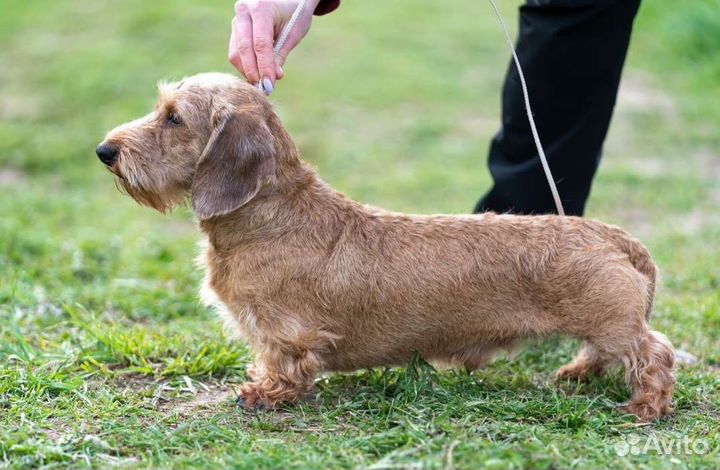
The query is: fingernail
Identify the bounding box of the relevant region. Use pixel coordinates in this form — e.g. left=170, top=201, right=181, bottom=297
left=262, top=78, right=274, bottom=95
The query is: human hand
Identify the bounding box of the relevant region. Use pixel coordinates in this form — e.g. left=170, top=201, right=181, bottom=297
left=229, top=0, right=320, bottom=91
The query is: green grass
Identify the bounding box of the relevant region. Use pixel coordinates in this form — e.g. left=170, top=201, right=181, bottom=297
left=1, top=0, right=719, bottom=468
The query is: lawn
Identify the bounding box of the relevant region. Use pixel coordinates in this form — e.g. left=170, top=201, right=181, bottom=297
left=1, top=0, right=719, bottom=468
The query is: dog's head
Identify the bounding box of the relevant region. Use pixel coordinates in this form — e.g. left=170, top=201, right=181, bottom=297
left=96, top=73, right=280, bottom=219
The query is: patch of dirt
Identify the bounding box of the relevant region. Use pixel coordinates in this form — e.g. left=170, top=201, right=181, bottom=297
left=455, top=113, right=498, bottom=136
left=617, top=73, right=676, bottom=118
left=606, top=157, right=673, bottom=178
left=711, top=190, right=720, bottom=207
left=605, top=145, right=720, bottom=237
left=0, top=93, right=42, bottom=120
left=608, top=206, right=655, bottom=239
left=169, top=386, right=236, bottom=416
left=98, top=375, right=238, bottom=417
left=696, top=147, right=720, bottom=181
left=675, top=210, right=715, bottom=236
left=698, top=149, right=720, bottom=206
left=109, top=374, right=159, bottom=393
left=43, top=420, right=73, bottom=443
left=611, top=205, right=720, bottom=239
left=0, top=168, right=27, bottom=186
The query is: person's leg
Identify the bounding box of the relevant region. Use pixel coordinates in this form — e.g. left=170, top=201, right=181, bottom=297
left=475, top=0, right=641, bottom=216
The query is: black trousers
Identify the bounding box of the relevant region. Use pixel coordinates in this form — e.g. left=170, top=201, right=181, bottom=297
left=475, top=0, right=641, bottom=216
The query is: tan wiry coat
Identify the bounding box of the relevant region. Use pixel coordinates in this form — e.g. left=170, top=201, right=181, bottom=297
left=98, top=73, right=675, bottom=421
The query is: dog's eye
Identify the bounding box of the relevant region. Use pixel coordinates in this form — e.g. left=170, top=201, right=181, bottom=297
left=167, top=112, right=183, bottom=126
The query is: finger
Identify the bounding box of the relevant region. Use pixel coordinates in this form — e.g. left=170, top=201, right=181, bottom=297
left=250, top=2, right=277, bottom=85
left=228, top=17, right=245, bottom=76
left=229, top=8, right=260, bottom=84
left=275, top=64, right=284, bottom=80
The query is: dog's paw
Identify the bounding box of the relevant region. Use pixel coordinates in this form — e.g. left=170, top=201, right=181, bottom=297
left=236, top=394, right=266, bottom=411
left=555, top=363, right=592, bottom=382
left=236, top=383, right=274, bottom=411
left=619, top=399, right=672, bottom=422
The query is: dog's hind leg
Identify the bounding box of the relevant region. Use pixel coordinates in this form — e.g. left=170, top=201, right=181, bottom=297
left=455, top=339, right=518, bottom=372
left=615, top=330, right=675, bottom=421
left=562, top=328, right=674, bottom=421
left=556, top=343, right=608, bottom=381
left=577, top=324, right=674, bottom=421
left=553, top=258, right=674, bottom=421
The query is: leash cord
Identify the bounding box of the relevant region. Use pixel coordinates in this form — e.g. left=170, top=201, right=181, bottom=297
left=274, top=0, right=307, bottom=55
left=487, top=0, right=565, bottom=216
left=258, top=0, right=307, bottom=94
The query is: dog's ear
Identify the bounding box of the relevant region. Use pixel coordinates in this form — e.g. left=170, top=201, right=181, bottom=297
left=191, top=106, right=277, bottom=219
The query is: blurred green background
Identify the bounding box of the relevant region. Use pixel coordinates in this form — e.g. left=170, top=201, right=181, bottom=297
left=1, top=1, right=719, bottom=469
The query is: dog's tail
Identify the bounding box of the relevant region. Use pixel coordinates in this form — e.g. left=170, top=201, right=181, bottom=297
left=607, top=227, right=658, bottom=321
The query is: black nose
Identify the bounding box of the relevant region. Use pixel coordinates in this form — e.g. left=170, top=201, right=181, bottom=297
left=96, top=144, right=118, bottom=165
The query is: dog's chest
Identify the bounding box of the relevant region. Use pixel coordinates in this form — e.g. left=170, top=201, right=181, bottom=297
left=198, top=242, right=263, bottom=342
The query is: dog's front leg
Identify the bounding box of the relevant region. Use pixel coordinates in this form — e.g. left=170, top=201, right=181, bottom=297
left=237, top=343, right=322, bottom=409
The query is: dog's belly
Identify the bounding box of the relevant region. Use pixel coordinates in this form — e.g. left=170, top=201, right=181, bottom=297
left=317, top=299, right=542, bottom=372
left=202, top=264, right=535, bottom=372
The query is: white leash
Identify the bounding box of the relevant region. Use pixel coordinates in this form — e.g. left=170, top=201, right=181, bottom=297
left=487, top=0, right=565, bottom=216
left=275, top=0, right=307, bottom=57
left=258, top=0, right=308, bottom=94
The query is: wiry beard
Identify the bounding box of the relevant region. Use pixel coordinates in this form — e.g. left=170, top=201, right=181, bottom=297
left=112, top=153, right=189, bottom=213
left=114, top=176, right=187, bottom=213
